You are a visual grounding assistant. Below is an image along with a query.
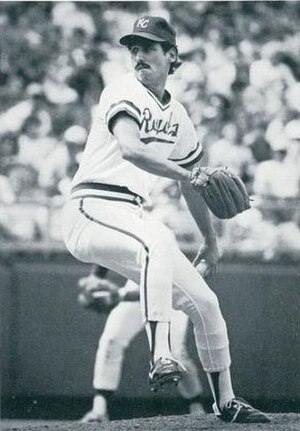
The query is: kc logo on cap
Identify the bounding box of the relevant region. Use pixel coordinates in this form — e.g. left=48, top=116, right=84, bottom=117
left=136, top=18, right=149, bottom=29
left=119, top=15, right=177, bottom=47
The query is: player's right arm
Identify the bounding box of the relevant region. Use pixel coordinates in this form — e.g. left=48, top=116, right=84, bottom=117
left=111, top=113, right=191, bottom=183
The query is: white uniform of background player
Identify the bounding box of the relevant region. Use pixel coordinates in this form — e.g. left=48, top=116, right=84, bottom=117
left=81, top=180, right=206, bottom=422
left=63, top=15, right=270, bottom=423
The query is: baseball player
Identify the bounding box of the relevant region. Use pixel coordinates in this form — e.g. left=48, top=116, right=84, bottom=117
left=79, top=268, right=206, bottom=423
left=63, top=16, right=270, bottom=423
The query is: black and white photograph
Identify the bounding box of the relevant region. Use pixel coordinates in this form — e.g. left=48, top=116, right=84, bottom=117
left=1, top=1, right=300, bottom=430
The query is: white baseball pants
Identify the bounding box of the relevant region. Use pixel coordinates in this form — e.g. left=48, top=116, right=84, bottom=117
left=63, top=197, right=231, bottom=372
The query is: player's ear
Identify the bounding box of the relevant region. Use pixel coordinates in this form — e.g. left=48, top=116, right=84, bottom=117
left=168, top=46, right=177, bottom=63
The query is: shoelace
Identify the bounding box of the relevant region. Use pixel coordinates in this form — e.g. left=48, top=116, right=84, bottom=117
left=226, top=399, right=252, bottom=423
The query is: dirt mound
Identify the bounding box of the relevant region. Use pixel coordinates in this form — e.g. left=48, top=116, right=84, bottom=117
left=3, top=414, right=300, bottom=431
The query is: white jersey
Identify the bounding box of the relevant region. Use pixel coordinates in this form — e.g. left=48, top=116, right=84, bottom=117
left=72, top=73, right=203, bottom=204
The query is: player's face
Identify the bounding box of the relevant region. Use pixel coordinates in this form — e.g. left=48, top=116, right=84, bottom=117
left=129, top=39, right=172, bottom=90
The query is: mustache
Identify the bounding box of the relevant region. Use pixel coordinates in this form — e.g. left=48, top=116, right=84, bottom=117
left=135, top=61, right=150, bottom=70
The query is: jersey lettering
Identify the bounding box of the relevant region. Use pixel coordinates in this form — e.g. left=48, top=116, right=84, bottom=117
left=141, top=108, right=179, bottom=138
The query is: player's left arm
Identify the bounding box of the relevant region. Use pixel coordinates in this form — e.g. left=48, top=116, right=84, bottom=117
left=180, top=161, right=219, bottom=277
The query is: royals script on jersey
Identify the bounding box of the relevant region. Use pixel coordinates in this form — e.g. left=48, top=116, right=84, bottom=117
left=72, top=73, right=203, bottom=203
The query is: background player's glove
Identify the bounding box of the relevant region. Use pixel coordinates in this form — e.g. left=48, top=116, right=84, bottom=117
left=189, top=166, right=250, bottom=219
left=77, top=274, right=120, bottom=313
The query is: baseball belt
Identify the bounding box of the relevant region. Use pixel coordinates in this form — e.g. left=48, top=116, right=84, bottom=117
left=71, top=182, right=144, bottom=206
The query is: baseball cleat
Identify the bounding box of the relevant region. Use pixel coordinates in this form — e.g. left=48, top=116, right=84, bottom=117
left=148, top=357, right=185, bottom=392
left=80, top=409, right=109, bottom=423
left=213, top=397, right=271, bottom=423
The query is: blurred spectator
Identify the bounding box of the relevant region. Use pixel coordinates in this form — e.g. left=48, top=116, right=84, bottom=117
left=265, top=111, right=290, bottom=152
left=0, top=81, right=51, bottom=136
left=3, top=162, right=46, bottom=203
left=17, top=115, right=57, bottom=172
left=243, top=127, right=272, bottom=163
left=249, top=42, right=286, bottom=89
left=218, top=207, right=278, bottom=260
left=39, top=125, right=87, bottom=197
left=68, top=41, right=105, bottom=109
left=253, top=120, right=300, bottom=199
left=285, top=82, right=300, bottom=112
left=43, top=72, right=79, bottom=106
left=0, top=163, right=48, bottom=241
left=0, top=132, right=19, bottom=172
left=284, top=119, right=300, bottom=165
left=0, top=97, right=32, bottom=135
left=203, top=27, right=236, bottom=97
left=25, top=83, right=52, bottom=135
left=208, top=123, right=255, bottom=185
left=51, top=2, right=96, bottom=38
left=0, top=174, right=15, bottom=205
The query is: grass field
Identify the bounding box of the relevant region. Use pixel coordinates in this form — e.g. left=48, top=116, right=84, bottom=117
left=2, top=414, right=300, bottom=431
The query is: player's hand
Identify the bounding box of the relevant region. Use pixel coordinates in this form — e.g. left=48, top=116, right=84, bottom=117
left=193, top=241, right=219, bottom=278
left=189, top=166, right=210, bottom=191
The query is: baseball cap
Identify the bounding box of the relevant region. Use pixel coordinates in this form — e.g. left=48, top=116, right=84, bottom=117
left=64, top=125, right=87, bottom=145
left=119, top=16, right=176, bottom=47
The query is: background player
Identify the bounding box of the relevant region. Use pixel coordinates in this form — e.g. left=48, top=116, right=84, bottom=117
left=79, top=271, right=206, bottom=423
left=63, top=15, right=270, bottom=423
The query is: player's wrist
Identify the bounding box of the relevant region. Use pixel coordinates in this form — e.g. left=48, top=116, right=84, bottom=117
left=181, top=170, right=193, bottom=183
left=203, top=231, right=217, bottom=243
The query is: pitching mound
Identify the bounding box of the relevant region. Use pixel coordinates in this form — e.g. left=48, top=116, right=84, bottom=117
left=3, top=414, right=300, bottom=431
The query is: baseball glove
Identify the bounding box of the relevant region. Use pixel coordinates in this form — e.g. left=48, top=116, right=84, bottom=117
left=190, top=166, right=250, bottom=219
left=77, top=274, right=120, bottom=313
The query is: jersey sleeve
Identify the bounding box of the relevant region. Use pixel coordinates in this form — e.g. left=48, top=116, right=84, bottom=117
left=99, top=78, right=142, bottom=132
left=168, top=106, right=203, bottom=168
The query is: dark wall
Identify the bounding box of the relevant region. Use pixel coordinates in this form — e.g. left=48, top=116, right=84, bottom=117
left=1, top=254, right=300, bottom=401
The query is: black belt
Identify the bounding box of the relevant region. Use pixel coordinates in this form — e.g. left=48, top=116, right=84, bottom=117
left=71, top=182, right=144, bottom=206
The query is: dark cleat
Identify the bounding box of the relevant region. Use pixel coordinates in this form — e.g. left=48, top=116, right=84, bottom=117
left=149, top=357, right=185, bottom=392
left=214, top=397, right=271, bottom=423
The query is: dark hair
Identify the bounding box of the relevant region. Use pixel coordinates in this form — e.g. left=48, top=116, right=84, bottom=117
left=161, top=42, right=182, bottom=75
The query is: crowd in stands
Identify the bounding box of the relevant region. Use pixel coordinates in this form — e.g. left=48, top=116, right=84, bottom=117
left=0, top=2, right=299, bottom=261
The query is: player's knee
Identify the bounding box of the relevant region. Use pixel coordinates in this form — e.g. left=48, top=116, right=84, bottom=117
left=185, top=289, right=220, bottom=319
left=200, top=290, right=220, bottom=313
left=63, top=229, right=91, bottom=264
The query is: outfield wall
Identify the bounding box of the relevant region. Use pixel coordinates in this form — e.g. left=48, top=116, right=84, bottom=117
left=1, top=250, right=299, bottom=401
